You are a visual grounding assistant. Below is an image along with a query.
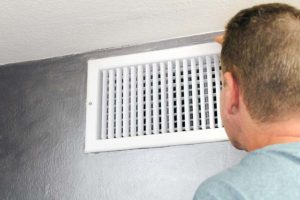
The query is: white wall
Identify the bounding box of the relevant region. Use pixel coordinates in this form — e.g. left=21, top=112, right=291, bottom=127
left=0, top=0, right=299, bottom=65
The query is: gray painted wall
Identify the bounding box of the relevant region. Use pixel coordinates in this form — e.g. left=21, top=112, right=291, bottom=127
left=0, top=32, right=246, bottom=200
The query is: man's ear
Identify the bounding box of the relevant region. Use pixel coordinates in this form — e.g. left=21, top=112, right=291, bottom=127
left=223, top=72, right=240, bottom=115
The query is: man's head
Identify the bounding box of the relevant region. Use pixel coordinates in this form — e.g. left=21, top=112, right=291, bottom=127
left=219, top=3, right=300, bottom=150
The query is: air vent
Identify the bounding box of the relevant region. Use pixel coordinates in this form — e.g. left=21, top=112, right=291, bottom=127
left=85, top=43, right=227, bottom=153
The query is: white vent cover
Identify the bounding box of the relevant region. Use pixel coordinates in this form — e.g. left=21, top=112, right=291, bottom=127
left=85, top=43, right=227, bottom=153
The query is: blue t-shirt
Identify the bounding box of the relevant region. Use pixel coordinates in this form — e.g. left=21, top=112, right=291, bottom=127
left=193, top=142, right=300, bottom=200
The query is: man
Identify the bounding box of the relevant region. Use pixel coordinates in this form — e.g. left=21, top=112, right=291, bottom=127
left=194, top=3, right=300, bottom=200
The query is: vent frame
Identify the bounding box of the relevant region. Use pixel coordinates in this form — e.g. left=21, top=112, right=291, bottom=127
left=85, top=43, right=227, bottom=153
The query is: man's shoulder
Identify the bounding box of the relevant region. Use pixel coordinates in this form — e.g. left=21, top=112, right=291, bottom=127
left=194, top=143, right=300, bottom=200
left=193, top=152, right=265, bottom=200
left=193, top=170, right=247, bottom=200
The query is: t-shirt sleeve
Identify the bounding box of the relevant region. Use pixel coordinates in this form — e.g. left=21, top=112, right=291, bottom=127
left=193, top=187, right=220, bottom=200
left=193, top=177, right=246, bottom=200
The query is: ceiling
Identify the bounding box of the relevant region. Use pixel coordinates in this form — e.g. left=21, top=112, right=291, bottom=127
left=0, top=0, right=299, bottom=65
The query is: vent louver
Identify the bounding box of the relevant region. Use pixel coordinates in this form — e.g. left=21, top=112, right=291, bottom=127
left=85, top=43, right=227, bottom=153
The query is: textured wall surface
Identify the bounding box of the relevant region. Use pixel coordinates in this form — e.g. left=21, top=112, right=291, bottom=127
left=1, top=0, right=300, bottom=65
left=0, top=33, right=246, bottom=200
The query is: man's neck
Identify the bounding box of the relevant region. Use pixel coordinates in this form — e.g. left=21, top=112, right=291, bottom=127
left=246, top=117, right=300, bottom=151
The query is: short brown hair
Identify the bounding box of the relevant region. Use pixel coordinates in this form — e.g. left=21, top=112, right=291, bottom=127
left=221, top=3, right=300, bottom=122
